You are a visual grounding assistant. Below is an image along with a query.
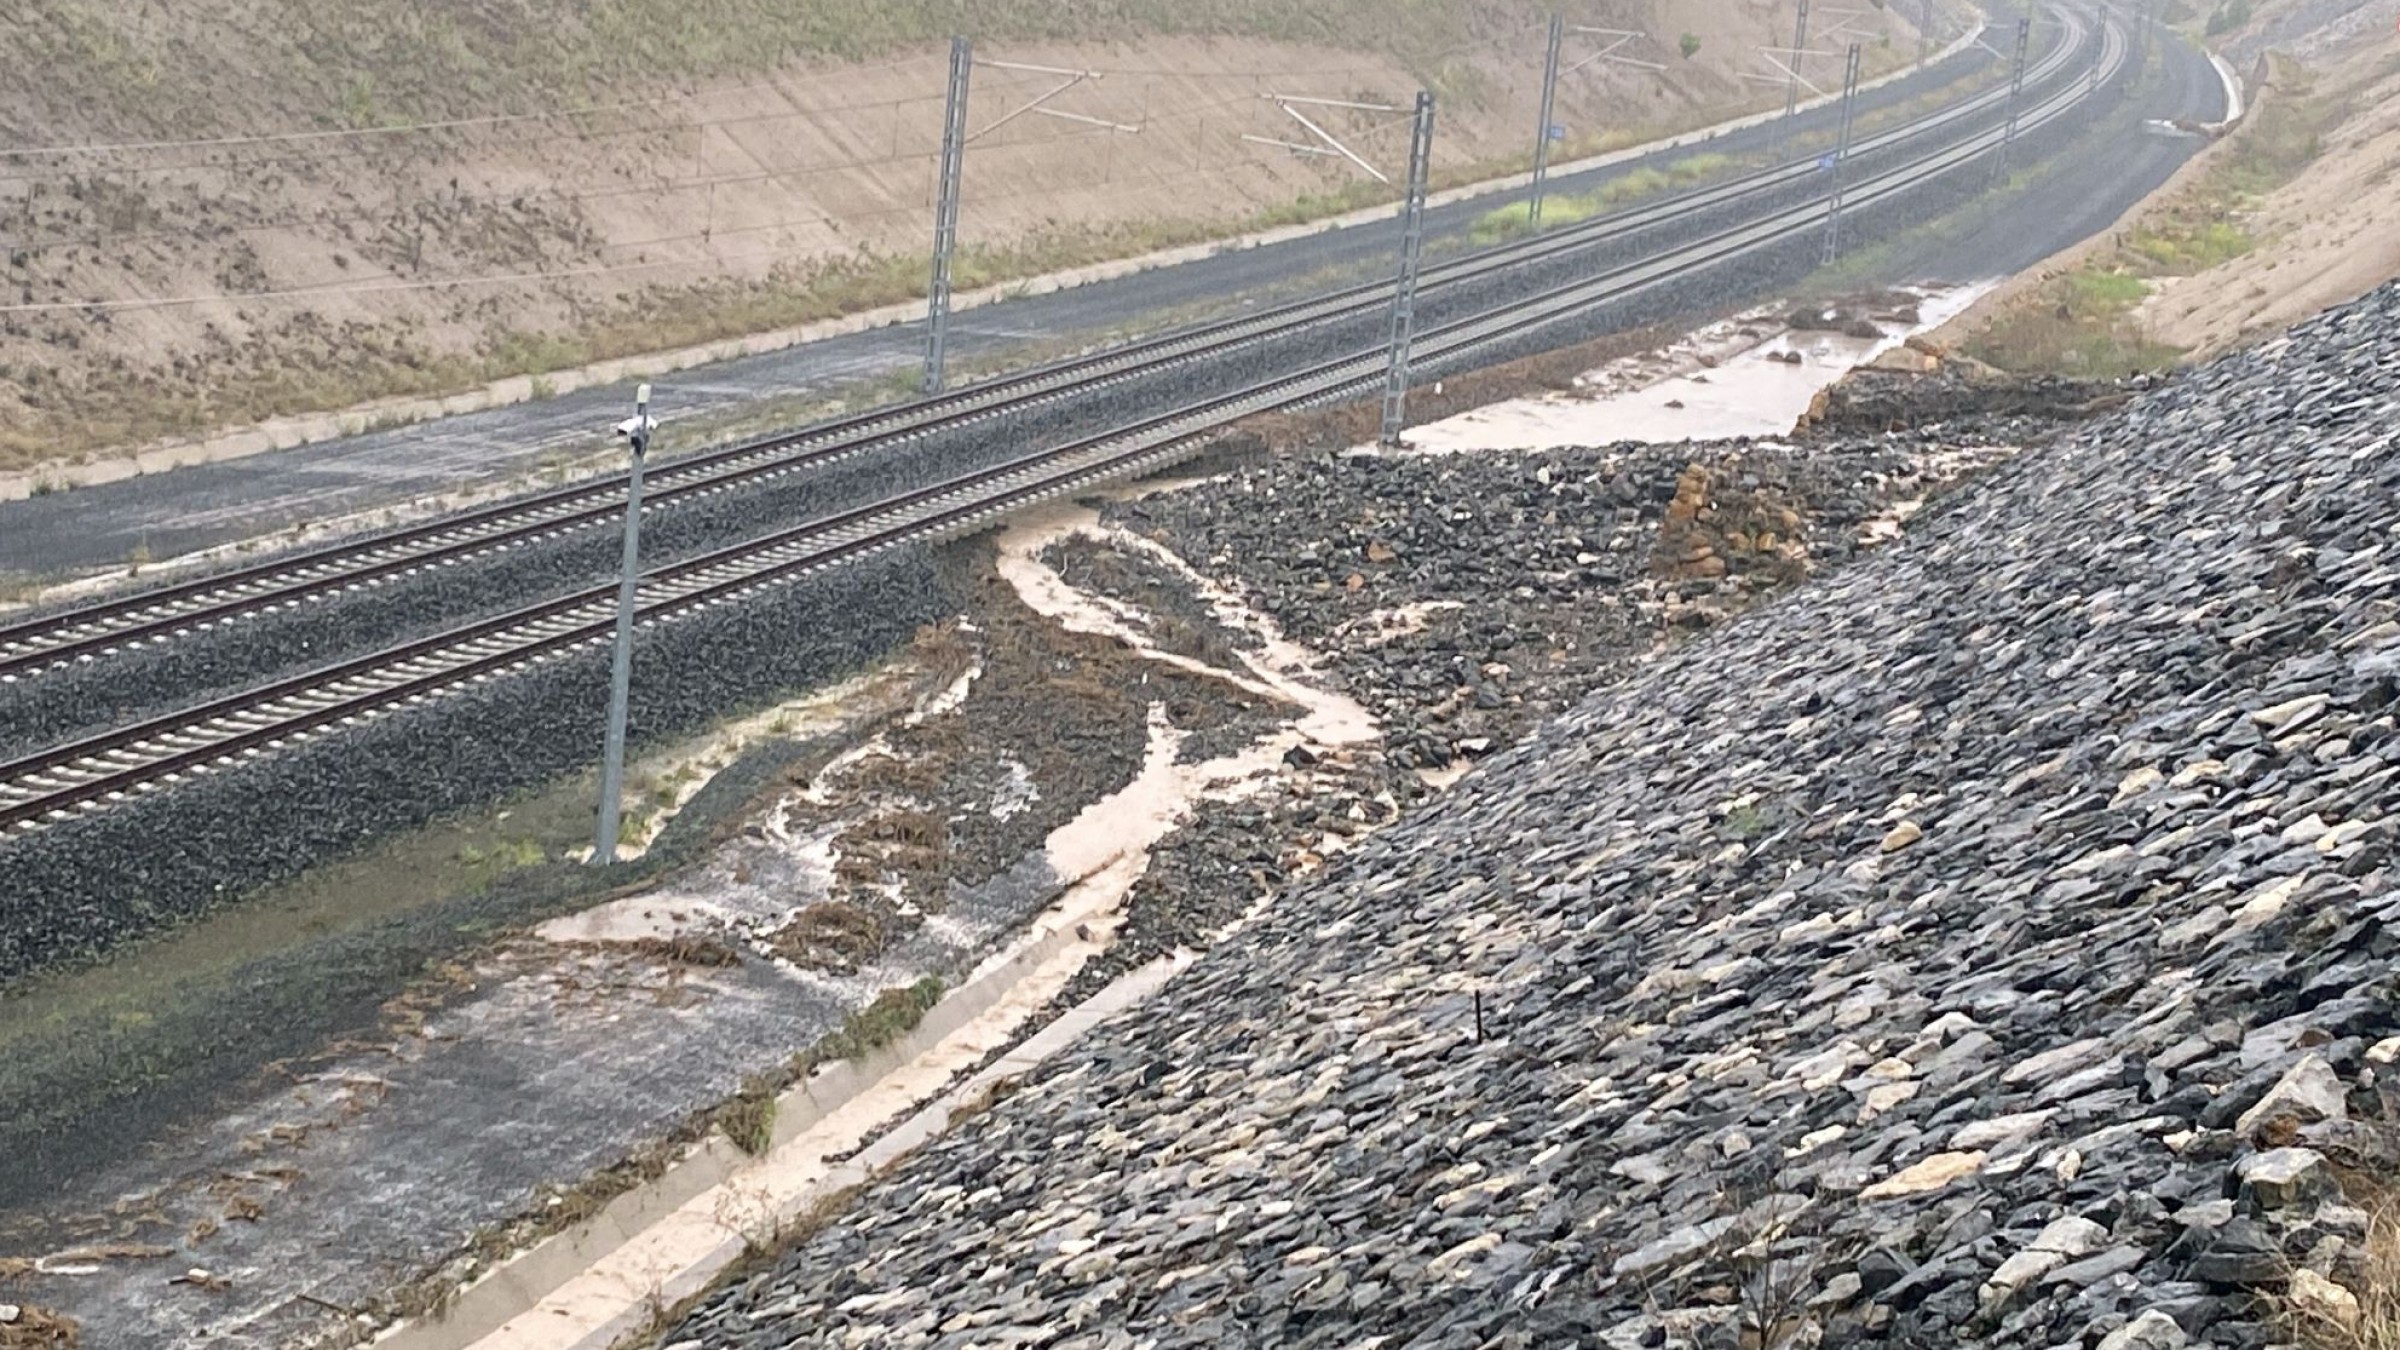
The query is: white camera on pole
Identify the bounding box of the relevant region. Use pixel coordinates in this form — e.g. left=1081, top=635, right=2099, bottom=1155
left=616, top=383, right=657, bottom=455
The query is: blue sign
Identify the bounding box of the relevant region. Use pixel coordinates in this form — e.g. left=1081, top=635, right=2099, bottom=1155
left=1548, top=124, right=1568, bottom=140
left=1818, top=152, right=1838, bottom=170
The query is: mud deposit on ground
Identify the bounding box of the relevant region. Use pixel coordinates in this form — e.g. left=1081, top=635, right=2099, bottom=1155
left=752, top=545, right=1287, bottom=979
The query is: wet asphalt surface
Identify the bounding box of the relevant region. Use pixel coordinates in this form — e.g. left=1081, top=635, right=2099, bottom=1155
left=0, top=45, right=2017, bottom=581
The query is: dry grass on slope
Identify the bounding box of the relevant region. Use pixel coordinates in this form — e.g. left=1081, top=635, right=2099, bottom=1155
left=4, top=0, right=1519, bottom=136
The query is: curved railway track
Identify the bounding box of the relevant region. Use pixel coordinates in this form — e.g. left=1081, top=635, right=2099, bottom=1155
left=0, top=11, right=2128, bottom=837
left=0, top=19, right=2080, bottom=686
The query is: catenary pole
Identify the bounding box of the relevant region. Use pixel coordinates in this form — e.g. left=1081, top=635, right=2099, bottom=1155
left=1380, top=92, right=1437, bottom=448
left=1783, top=0, right=1814, bottom=126
left=1529, top=14, right=1565, bottom=230
left=1994, top=16, right=2031, bottom=185
left=1822, top=43, right=1864, bottom=264
left=592, top=383, right=655, bottom=865
left=924, top=36, right=973, bottom=395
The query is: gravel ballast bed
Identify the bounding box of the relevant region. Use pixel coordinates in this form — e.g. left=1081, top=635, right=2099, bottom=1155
left=0, top=548, right=955, bottom=987
left=667, top=281, right=2400, bottom=1348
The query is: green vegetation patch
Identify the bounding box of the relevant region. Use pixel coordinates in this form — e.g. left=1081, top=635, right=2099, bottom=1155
left=1472, top=152, right=1747, bottom=244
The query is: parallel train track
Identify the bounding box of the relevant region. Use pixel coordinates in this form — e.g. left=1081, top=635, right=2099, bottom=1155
left=0, top=20, right=2075, bottom=685
left=0, top=11, right=2127, bottom=836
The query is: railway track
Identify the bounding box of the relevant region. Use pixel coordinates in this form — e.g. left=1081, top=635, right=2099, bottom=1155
left=0, top=20, right=2078, bottom=687
left=0, top=11, right=2126, bottom=838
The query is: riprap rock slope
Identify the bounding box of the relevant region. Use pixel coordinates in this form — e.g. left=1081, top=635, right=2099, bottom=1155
left=669, top=287, right=2400, bottom=1348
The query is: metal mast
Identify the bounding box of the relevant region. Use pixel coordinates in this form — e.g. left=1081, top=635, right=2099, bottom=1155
left=1379, top=92, right=1438, bottom=448
left=924, top=36, right=974, bottom=395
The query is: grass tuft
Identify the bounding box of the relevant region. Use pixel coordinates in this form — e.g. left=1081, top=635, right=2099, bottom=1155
left=1471, top=153, right=1744, bottom=244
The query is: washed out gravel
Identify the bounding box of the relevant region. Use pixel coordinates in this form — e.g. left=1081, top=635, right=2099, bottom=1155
left=666, top=280, right=2400, bottom=1349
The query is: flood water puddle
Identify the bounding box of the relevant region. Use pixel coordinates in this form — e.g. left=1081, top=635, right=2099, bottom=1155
left=1397, top=284, right=1995, bottom=454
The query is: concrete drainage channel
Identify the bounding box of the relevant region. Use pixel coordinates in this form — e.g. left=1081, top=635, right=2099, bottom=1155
left=379, top=926, right=1193, bottom=1350
left=360, top=499, right=1381, bottom=1350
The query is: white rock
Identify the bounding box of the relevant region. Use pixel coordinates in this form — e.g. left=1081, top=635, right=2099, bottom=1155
left=2001, top=1037, right=2109, bottom=1086
left=1981, top=1248, right=2066, bottom=1308
left=2221, top=873, right=2308, bottom=936
left=1859, top=1081, right=1920, bottom=1122
left=2030, top=1215, right=2109, bottom=1258
left=1427, top=1233, right=1501, bottom=1278
left=1952, top=1109, right=2057, bottom=1150
left=2096, top=1310, right=2188, bottom=1350
left=2233, top=1053, right=2348, bottom=1142
left=2288, top=1268, right=2361, bottom=1332
left=2279, top=813, right=2331, bottom=847
left=2235, top=1147, right=2328, bottom=1209
left=2318, top=819, right=2376, bottom=853
left=1809, top=1272, right=1864, bottom=1307
left=1784, top=1125, right=1847, bottom=1158
left=2252, top=694, right=2329, bottom=731
left=1861, top=1151, right=1985, bottom=1200
left=2112, top=767, right=2165, bottom=806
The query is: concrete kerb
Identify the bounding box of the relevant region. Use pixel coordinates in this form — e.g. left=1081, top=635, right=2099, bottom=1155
left=372, top=878, right=1182, bottom=1350
left=0, top=21, right=1986, bottom=506
left=2210, top=51, right=2246, bottom=123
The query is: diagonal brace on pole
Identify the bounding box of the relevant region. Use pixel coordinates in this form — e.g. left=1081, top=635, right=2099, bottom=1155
left=1529, top=17, right=1667, bottom=231
left=1257, top=93, right=1401, bottom=183
left=969, top=62, right=1104, bottom=143
left=1760, top=47, right=1838, bottom=99
left=1561, top=27, right=1669, bottom=74
left=1783, top=0, right=1814, bottom=121
left=1812, top=7, right=1887, bottom=44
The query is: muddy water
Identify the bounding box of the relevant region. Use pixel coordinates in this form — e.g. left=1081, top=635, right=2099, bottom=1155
left=0, top=667, right=922, bottom=1236
left=1399, top=283, right=1995, bottom=453
left=995, top=499, right=1379, bottom=751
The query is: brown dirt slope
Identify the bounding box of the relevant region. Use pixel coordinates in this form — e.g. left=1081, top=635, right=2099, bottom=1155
left=0, top=0, right=1933, bottom=470
left=2140, top=0, right=2400, bottom=353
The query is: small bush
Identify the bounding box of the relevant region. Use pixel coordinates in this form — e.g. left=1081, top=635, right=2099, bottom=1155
left=1680, top=33, right=1703, bottom=59
left=717, top=1073, right=778, bottom=1157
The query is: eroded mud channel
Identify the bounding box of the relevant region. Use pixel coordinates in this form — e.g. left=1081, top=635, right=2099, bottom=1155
left=0, top=323, right=2110, bottom=1349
